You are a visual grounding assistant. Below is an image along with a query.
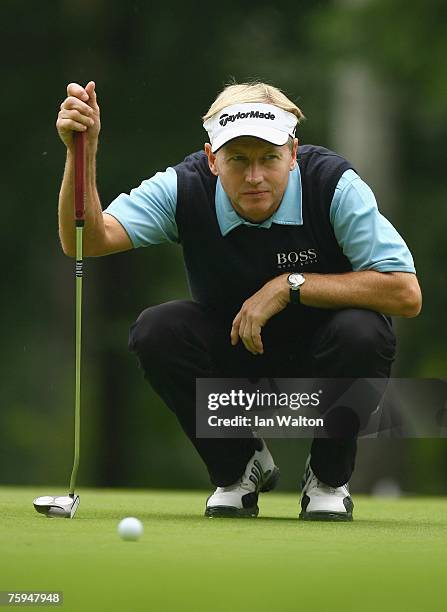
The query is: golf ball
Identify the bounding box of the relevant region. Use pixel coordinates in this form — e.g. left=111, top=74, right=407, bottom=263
left=117, top=517, right=143, bottom=541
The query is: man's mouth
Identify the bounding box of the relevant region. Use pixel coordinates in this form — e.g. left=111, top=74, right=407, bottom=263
left=242, top=190, right=269, bottom=196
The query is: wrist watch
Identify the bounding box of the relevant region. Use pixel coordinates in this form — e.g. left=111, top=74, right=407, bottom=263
left=287, top=273, right=306, bottom=304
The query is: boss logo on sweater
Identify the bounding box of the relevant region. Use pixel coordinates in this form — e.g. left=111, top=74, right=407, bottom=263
left=276, top=248, right=318, bottom=269
left=219, top=110, right=276, bottom=127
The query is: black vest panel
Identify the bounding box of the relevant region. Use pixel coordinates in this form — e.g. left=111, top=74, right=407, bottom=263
left=174, top=145, right=354, bottom=332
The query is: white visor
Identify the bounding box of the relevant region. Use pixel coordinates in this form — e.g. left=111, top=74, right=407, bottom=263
left=203, top=103, right=298, bottom=153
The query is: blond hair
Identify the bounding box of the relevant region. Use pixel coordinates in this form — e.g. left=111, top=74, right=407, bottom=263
left=202, top=81, right=305, bottom=124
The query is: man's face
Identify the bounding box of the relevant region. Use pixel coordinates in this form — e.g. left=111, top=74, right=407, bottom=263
left=205, top=136, right=298, bottom=224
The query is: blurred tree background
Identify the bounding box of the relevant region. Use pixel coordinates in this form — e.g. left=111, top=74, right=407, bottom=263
left=1, top=0, right=446, bottom=493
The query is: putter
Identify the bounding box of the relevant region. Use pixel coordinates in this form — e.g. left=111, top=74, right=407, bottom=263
left=33, top=131, right=85, bottom=518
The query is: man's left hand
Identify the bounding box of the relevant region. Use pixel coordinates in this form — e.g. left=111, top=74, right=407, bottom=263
left=231, top=274, right=289, bottom=355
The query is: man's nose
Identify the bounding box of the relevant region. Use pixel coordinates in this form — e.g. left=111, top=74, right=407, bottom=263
left=245, top=163, right=263, bottom=184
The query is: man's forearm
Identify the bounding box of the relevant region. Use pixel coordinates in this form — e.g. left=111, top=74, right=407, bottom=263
left=58, top=143, right=104, bottom=257
left=295, top=271, right=422, bottom=317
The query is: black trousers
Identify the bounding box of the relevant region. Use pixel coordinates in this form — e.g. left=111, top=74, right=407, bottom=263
left=128, top=300, right=396, bottom=488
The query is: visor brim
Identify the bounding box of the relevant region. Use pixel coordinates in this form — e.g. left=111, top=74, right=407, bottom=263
left=211, top=126, right=291, bottom=153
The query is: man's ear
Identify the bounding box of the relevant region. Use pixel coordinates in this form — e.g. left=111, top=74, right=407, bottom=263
left=204, top=143, right=219, bottom=176
left=290, top=138, right=298, bottom=170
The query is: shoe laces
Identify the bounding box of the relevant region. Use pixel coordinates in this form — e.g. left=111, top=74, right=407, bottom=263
left=216, top=459, right=264, bottom=494
left=215, top=479, right=252, bottom=494
left=317, top=480, right=337, bottom=494
left=308, top=473, right=336, bottom=494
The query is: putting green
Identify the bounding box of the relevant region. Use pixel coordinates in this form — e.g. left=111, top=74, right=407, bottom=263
left=1, top=487, right=446, bottom=611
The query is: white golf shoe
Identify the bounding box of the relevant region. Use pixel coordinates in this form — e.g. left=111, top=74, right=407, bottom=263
left=205, top=440, right=280, bottom=518
left=299, top=456, right=354, bottom=521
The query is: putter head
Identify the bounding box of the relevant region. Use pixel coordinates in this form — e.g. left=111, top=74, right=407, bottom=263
left=33, top=494, right=80, bottom=518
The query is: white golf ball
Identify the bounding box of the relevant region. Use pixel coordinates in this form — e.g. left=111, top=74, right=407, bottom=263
left=117, top=517, right=143, bottom=541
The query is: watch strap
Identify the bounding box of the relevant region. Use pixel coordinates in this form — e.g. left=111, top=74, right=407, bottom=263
left=289, top=287, right=300, bottom=305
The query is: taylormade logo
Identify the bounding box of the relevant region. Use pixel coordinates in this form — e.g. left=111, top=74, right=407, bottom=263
left=219, top=110, right=276, bottom=127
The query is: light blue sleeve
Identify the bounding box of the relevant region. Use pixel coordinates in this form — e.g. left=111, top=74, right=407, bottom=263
left=104, top=167, right=178, bottom=247
left=330, top=169, right=416, bottom=273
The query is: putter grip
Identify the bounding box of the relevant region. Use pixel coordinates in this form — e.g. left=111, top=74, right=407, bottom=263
left=74, top=131, right=86, bottom=221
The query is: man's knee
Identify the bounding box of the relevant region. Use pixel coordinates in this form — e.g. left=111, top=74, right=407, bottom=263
left=129, top=300, right=194, bottom=357
left=312, top=309, right=396, bottom=377
left=128, top=299, right=217, bottom=360
left=327, top=309, right=395, bottom=355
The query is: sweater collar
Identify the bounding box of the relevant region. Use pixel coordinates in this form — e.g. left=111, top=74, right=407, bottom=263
left=215, top=166, right=303, bottom=236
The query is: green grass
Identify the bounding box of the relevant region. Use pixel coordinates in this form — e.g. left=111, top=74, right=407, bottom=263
left=1, top=487, right=446, bottom=612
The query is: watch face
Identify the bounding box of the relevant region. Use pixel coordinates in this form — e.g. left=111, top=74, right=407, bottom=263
left=288, top=273, right=305, bottom=288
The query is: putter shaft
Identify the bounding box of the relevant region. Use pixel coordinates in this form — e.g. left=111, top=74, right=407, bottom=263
left=69, top=223, right=83, bottom=495
left=69, top=131, right=85, bottom=496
